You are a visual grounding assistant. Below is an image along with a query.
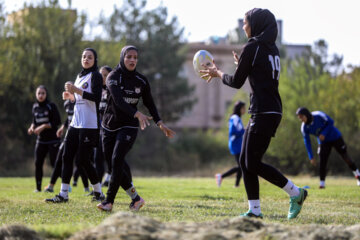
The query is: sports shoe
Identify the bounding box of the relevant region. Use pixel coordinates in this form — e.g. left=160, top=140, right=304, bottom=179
left=34, top=189, right=41, bottom=193
left=355, top=176, right=360, bottom=186
left=215, top=174, right=222, bottom=187
left=319, top=185, right=325, bottom=189
left=45, top=194, right=68, bottom=203
left=84, top=187, right=90, bottom=193
left=129, top=197, right=145, bottom=211
left=44, top=186, right=54, bottom=193
left=97, top=201, right=113, bottom=212
left=92, top=192, right=105, bottom=202
left=72, top=181, right=77, bottom=187
left=288, top=188, right=308, bottom=219
left=240, top=210, right=263, bottom=219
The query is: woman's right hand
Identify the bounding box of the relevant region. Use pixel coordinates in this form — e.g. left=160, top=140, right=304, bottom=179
left=134, top=111, right=152, bottom=130
left=62, top=91, right=74, bottom=101
left=56, top=125, right=64, bottom=138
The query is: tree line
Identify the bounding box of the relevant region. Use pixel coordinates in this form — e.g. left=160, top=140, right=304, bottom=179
left=0, top=0, right=359, bottom=176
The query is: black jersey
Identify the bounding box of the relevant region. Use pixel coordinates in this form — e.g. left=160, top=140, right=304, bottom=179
left=32, top=101, right=61, bottom=143
left=222, top=9, right=282, bottom=114
left=102, top=67, right=161, bottom=131
left=99, top=86, right=108, bottom=121
left=63, top=99, right=74, bottom=128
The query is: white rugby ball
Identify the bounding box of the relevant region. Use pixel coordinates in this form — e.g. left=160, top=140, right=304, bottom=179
left=193, top=50, right=214, bottom=80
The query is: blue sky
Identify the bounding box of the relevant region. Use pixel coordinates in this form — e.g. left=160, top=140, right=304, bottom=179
left=3, top=0, right=360, bottom=67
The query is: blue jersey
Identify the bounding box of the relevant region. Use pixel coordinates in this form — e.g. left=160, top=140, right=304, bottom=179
left=228, top=114, right=245, bottom=155
left=301, top=111, right=341, bottom=159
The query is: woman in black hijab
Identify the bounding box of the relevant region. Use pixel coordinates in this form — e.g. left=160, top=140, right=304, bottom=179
left=28, top=85, right=61, bottom=192
left=97, top=45, right=175, bottom=212
left=46, top=48, right=104, bottom=203
left=201, top=8, right=307, bottom=219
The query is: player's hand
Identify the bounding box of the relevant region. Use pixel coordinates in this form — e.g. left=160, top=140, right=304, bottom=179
left=56, top=125, right=64, bottom=138
left=135, top=111, right=152, bottom=130
left=310, top=158, right=317, bottom=167
left=27, top=126, right=34, bottom=135
left=62, top=91, right=75, bottom=101
left=199, top=60, right=222, bottom=83
left=158, top=121, right=176, bottom=138
left=319, top=134, right=325, bottom=141
left=65, top=82, right=77, bottom=94
left=232, top=51, right=239, bottom=65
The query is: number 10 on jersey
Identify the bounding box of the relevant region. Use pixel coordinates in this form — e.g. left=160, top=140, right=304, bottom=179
left=268, top=55, right=280, bottom=80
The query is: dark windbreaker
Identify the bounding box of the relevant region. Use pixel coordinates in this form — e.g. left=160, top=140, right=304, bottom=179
left=222, top=8, right=282, bottom=114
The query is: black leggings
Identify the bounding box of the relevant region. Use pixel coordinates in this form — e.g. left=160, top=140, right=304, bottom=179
left=50, top=141, right=89, bottom=188
left=34, top=141, right=59, bottom=190
left=103, top=128, right=136, bottom=203
left=319, top=137, right=357, bottom=181
left=94, top=128, right=111, bottom=181
left=222, top=153, right=242, bottom=186
left=240, top=114, right=288, bottom=200
left=72, top=166, right=89, bottom=188
left=61, top=127, right=100, bottom=185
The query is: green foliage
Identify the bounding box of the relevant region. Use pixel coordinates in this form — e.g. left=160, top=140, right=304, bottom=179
left=101, top=0, right=195, bottom=122
left=0, top=1, right=85, bottom=172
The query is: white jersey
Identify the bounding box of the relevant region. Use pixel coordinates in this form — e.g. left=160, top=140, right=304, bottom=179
left=70, top=72, right=98, bottom=129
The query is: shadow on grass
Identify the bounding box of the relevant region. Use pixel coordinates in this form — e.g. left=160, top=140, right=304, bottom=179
left=199, top=194, right=234, bottom=201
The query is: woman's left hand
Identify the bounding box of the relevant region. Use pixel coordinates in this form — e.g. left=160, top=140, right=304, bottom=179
left=158, top=121, right=176, bottom=138
left=34, top=125, right=44, bottom=135
left=199, top=60, right=223, bottom=83
left=65, top=82, right=79, bottom=95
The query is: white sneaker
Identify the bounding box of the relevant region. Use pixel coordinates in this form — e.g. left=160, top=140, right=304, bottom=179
left=215, top=174, right=222, bottom=187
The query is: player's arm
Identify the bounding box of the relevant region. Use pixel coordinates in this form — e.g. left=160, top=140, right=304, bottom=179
left=82, top=73, right=102, bottom=103
left=222, top=45, right=253, bottom=89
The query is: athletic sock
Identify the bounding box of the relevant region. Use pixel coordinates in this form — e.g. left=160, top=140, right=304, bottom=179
left=92, top=183, right=102, bottom=193
left=248, top=200, right=261, bottom=216
left=104, top=173, right=111, bottom=182
left=126, top=186, right=138, bottom=200
left=353, top=169, right=360, bottom=177
left=59, top=183, right=70, bottom=199
left=319, top=180, right=325, bottom=188
left=282, top=180, right=300, bottom=197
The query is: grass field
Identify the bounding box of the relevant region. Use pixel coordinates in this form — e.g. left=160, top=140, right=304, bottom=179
left=0, top=176, right=360, bottom=239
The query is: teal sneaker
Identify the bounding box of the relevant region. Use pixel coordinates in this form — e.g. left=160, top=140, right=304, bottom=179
left=240, top=210, right=263, bottom=219
left=288, top=188, right=308, bottom=219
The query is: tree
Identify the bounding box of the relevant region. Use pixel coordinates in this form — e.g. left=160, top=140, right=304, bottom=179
left=100, top=0, right=195, bottom=122
left=0, top=0, right=85, bottom=174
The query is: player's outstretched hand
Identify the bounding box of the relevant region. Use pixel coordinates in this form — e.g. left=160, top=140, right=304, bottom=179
left=310, top=158, right=317, bottom=167
left=135, top=111, right=152, bottom=130
left=232, top=51, right=239, bottom=65
left=199, top=60, right=221, bottom=83
left=158, top=121, right=176, bottom=138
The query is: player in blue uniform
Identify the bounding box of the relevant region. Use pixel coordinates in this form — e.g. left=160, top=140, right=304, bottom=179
left=296, top=107, right=360, bottom=188
left=216, top=101, right=245, bottom=188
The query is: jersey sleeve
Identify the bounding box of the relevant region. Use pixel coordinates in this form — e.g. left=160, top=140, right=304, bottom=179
left=301, top=125, right=313, bottom=160
left=222, top=43, right=256, bottom=89
left=32, top=105, right=36, bottom=125
left=106, top=72, right=137, bottom=118
left=320, top=114, right=334, bottom=137
left=142, top=79, right=161, bottom=124
left=82, top=72, right=102, bottom=103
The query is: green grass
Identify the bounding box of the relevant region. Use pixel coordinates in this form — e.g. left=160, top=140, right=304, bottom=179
left=0, top=176, right=360, bottom=239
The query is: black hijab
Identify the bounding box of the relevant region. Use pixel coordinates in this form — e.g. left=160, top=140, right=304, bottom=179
left=79, top=48, right=98, bottom=77
left=117, top=45, right=138, bottom=76
left=36, top=85, right=49, bottom=107
left=296, top=107, right=313, bottom=125
left=233, top=101, right=246, bottom=117
left=245, top=8, right=278, bottom=48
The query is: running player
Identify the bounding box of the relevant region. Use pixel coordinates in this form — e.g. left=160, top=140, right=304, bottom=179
left=95, top=65, right=112, bottom=186
left=46, top=48, right=104, bottom=203
left=296, top=107, right=360, bottom=188
left=96, top=45, right=175, bottom=212
left=200, top=8, right=307, bottom=219
left=28, top=85, right=61, bottom=192
left=216, top=101, right=245, bottom=188
left=44, top=98, right=89, bottom=193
